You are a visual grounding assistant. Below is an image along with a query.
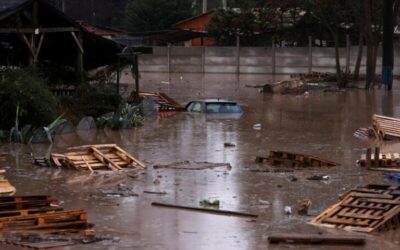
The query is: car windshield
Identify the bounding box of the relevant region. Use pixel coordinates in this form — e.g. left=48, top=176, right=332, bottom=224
left=205, top=102, right=241, bottom=113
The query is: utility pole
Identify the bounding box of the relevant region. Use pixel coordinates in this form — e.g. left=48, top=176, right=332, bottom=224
left=202, top=0, right=207, bottom=13
left=382, top=0, right=394, bottom=90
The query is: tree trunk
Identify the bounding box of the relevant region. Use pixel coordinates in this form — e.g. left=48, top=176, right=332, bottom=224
left=365, top=40, right=374, bottom=89
left=333, top=32, right=343, bottom=87
left=353, top=32, right=364, bottom=81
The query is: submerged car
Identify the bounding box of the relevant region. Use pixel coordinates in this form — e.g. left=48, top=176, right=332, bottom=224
left=185, top=99, right=242, bottom=113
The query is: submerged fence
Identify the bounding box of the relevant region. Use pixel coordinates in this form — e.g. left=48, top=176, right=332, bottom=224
left=138, top=42, right=400, bottom=75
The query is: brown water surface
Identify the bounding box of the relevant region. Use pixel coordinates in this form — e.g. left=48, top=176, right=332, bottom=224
left=1, top=73, right=400, bottom=249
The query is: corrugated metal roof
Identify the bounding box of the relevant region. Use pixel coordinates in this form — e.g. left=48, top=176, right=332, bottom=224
left=0, top=0, right=28, bottom=12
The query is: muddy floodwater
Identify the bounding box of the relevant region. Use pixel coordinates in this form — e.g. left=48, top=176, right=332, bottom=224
left=2, top=73, right=400, bottom=250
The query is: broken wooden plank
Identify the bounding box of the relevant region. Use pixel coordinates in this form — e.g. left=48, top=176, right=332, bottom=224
left=268, top=233, right=366, bottom=245
left=151, top=202, right=258, bottom=218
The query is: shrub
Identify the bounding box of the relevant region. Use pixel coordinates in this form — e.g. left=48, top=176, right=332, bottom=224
left=0, top=69, right=57, bottom=130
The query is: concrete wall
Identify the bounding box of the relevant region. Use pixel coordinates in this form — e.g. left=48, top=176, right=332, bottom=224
left=138, top=45, right=400, bottom=75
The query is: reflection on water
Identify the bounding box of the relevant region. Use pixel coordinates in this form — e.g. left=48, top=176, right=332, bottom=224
left=1, top=73, right=400, bottom=249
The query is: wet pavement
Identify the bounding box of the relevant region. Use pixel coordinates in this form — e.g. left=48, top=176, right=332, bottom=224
left=1, top=73, right=400, bottom=249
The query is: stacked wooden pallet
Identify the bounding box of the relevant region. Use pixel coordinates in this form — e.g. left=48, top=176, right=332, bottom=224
left=309, top=184, right=400, bottom=233
left=372, top=114, right=400, bottom=140
left=50, top=144, right=145, bottom=172
left=139, top=92, right=185, bottom=112
left=256, top=151, right=338, bottom=168
left=0, top=196, right=94, bottom=248
left=0, top=196, right=90, bottom=231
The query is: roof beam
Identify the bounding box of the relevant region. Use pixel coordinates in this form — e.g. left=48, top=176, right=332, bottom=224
left=0, top=27, right=80, bottom=33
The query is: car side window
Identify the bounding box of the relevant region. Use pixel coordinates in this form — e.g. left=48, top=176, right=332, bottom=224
left=191, top=102, right=202, bottom=112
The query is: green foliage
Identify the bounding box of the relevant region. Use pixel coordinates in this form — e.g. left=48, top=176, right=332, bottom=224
left=125, top=0, right=195, bottom=32
left=61, top=84, right=122, bottom=118
left=0, top=69, right=57, bottom=130
left=200, top=199, right=220, bottom=207
left=96, top=102, right=144, bottom=129
left=207, top=7, right=276, bottom=46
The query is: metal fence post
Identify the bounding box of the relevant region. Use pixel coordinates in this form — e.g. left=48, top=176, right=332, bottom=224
left=167, top=44, right=171, bottom=74
left=346, top=34, right=350, bottom=74
left=236, top=32, right=240, bottom=74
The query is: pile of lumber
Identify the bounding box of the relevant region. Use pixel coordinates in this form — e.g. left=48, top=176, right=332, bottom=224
left=372, top=114, right=400, bottom=140
left=0, top=170, right=15, bottom=196
left=262, top=79, right=306, bottom=94
left=309, top=184, right=400, bottom=233
left=357, top=147, right=400, bottom=172
left=50, top=144, right=145, bottom=172
left=0, top=196, right=95, bottom=248
left=256, top=151, right=338, bottom=168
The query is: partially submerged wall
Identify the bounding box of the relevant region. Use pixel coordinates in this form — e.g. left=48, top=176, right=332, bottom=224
left=138, top=45, right=397, bottom=75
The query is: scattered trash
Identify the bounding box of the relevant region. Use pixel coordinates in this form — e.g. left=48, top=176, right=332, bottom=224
left=256, top=151, right=338, bottom=168
left=51, top=144, right=145, bottom=172
left=306, top=175, right=329, bottom=181
left=309, top=184, right=400, bottom=232
left=258, top=199, right=271, bottom=206
left=253, top=124, right=262, bottom=130
left=0, top=170, right=16, bottom=196
left=152, top=202, right=258, bottom=218
left=200, top=199, right=220, bottom=208
left=297, top=199, right=312, bottom=215
left=288, top=175, right=298, bottom=182
left=384, top=172, right=400, bottom=181
left=153, top=178, right=161, bottom=185
left=224, top=142, right=236, bottom=147
left=153, top=161, right=231, bottom=171
left=268, top=233, right=366, bottom=245
left=284, top=206, right=292, bottom=215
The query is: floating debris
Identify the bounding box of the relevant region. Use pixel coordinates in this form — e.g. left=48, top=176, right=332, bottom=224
left=51, top=144, right=145, bottom=172
left=153, top=161, right=231, bottom=171
left=309, top=184, right=400, bottom=233
left=268, top=233, right=366, bottom=245
left=256, top=151, right=338, bottom=168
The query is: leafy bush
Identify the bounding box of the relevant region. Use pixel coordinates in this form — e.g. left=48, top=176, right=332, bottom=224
left=0, top=69, right=57, bottom=130
left=60, top=83, right=122, bottom=119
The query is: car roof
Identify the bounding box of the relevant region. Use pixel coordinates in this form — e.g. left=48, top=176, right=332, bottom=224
left=190, top=99, right=238, bottom=104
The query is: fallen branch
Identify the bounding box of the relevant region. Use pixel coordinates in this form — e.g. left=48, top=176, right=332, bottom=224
left=151, top=202, right=258, bottom=218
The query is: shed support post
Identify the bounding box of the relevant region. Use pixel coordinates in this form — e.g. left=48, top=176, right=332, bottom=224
left=71, top=31, right=84, bottom=77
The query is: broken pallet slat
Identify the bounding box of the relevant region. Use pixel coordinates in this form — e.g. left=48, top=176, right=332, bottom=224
left=256, top=150, right=338, bottom=168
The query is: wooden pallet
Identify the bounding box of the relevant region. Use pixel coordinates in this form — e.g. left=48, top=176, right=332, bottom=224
left=139, top=92, right=185, bottom=112
left=256, top=151, right=338, bottom=168
left=0, top=196, right=57, bottom=211
left=357, top=147, right=400, bottom=172
left=0, top=207, right=63, bottom=218
left=1, top=209, right=88, bottom=230
left=309, top=184, right=400, bottom=233
left=52, top=144, right=145, bottom=172
left=372, top=114, right=400, bottom=140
